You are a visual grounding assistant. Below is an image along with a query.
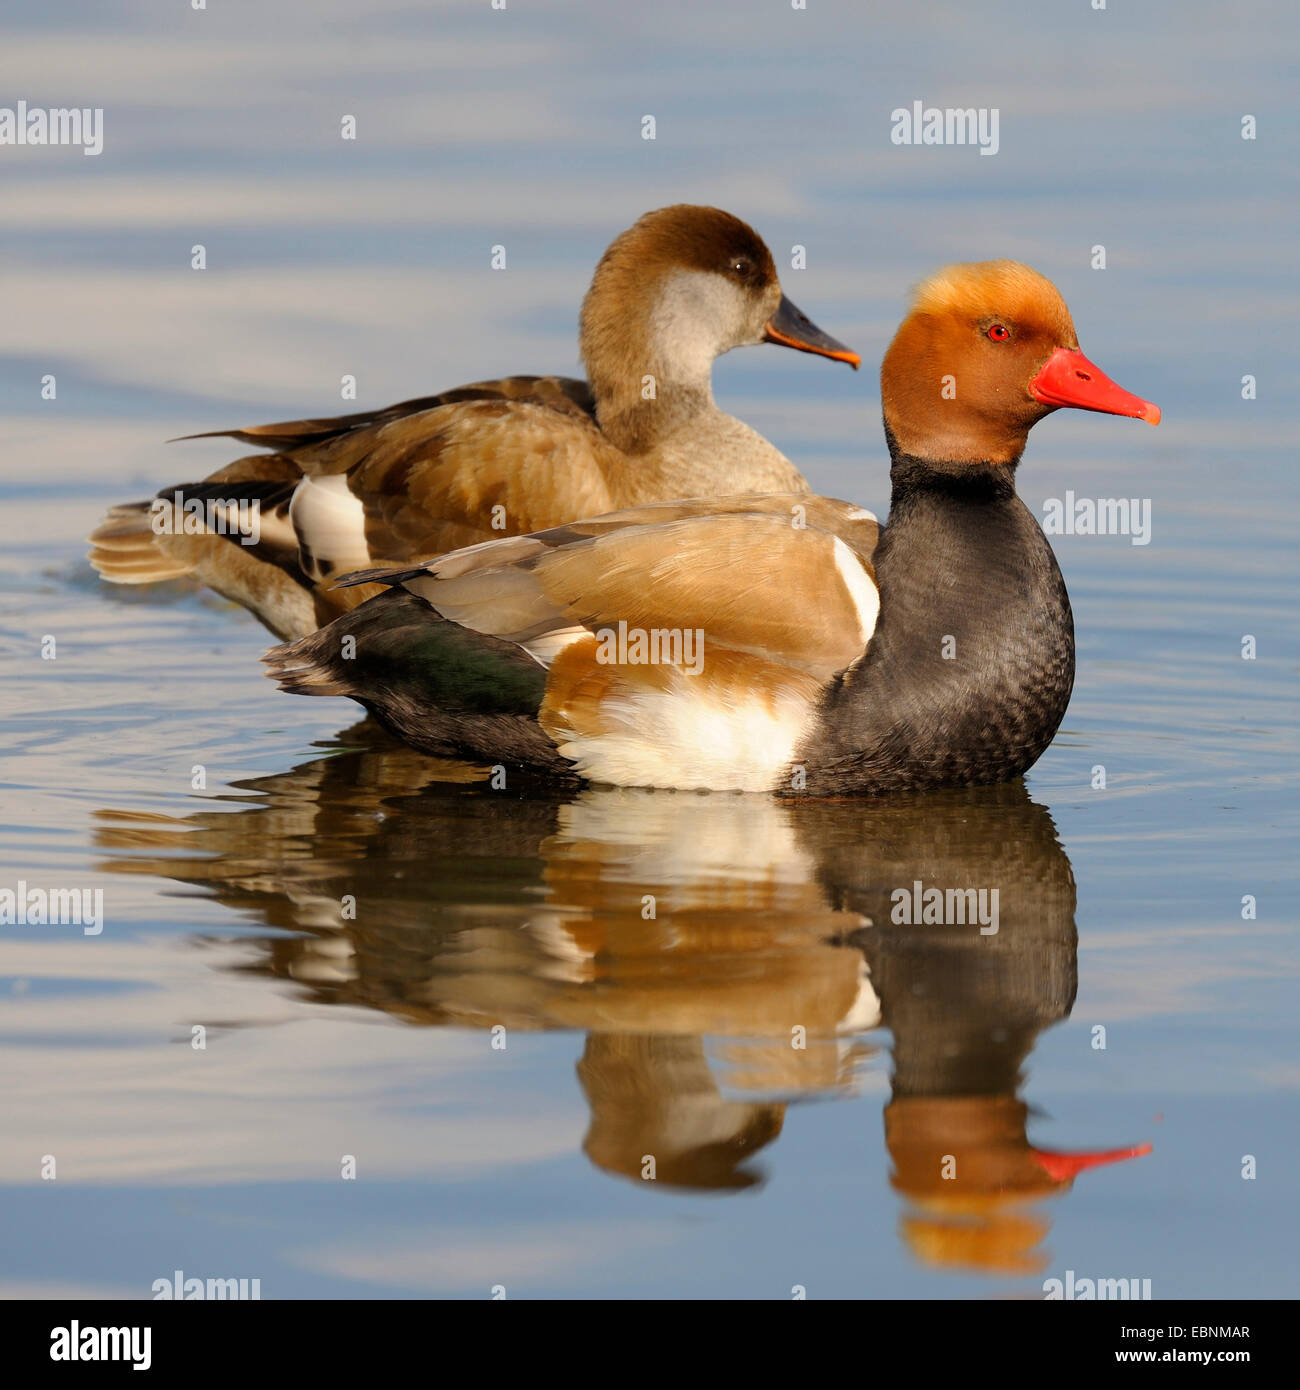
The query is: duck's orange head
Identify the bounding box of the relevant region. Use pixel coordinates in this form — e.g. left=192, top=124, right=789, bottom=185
left=882, top=260, right=1160, bottom=467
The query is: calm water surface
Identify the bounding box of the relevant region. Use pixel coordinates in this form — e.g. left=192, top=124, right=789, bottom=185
left=1, top=0, right=1297, bottom=1298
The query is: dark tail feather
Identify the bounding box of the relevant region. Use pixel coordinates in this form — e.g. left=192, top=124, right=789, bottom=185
left=264, top=622, right=361, bottom=700
left=264, top=591, right=562, bottom=769
left=332, top=563, right=431, bottom=590
left=151, top=479, right=298, bottom=508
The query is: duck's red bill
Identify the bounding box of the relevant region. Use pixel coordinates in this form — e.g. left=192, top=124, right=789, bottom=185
left=1030, top=347, right=1161, bottom=425
left=1030, top=1141, right=1153, bottom=1183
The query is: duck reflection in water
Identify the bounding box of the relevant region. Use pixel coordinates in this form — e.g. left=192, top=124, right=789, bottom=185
left=94, top=723, right=1148, bottom=1275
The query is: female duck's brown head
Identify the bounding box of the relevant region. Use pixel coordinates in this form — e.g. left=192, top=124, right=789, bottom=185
left=882, top=260, right=1160, bottom=467
left=581, top=205, right=858, bottom=447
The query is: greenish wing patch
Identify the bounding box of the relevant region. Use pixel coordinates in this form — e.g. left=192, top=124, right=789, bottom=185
left=352, top=594, right=548, bottom=717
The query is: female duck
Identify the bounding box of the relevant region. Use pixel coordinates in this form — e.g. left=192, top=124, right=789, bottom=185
left=266, top=261, right=1159, bottom=795
left=88, top=205, right=857, bottom=641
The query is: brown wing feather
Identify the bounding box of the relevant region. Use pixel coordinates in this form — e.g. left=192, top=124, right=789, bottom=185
left=528, top=495, right=879, bottom=566
left=93, top=378, right=604, bottom=637
left=293, top=397, right=627, bottom=560
left=175, top=375, right=595, bottom=450
left=383, top=501, right=879, bottom=679
left=534, top=515, right=877, bottom=677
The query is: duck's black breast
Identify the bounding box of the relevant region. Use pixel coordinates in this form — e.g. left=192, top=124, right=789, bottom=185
left=793, top=462, right=1075, bottom=795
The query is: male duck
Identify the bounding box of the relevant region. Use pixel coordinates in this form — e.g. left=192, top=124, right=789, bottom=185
left=266, top=261, right=1159, bottom=795
left=88, top=205, right=858, bottom=640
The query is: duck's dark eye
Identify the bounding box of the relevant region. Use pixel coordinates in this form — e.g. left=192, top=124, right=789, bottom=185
left=730, top=257, right=753, bottom=278
left=987, top=323, right=1011, bottom=342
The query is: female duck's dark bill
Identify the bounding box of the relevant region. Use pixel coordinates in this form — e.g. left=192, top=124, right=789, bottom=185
left=763, top=294, right=862, bottom=368
left=1030, top=347, right=1161, bottom=424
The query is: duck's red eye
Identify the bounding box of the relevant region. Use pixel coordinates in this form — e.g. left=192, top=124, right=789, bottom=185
left=987, top=323, right=1010, bottom=342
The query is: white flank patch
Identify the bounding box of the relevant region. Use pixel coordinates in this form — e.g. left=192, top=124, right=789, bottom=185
left=837, top=960, right=882, bottom=1033
left=832, top=536, right=879, bottom=646
left=289, top=473, right=370, bottom=582
left=555, top=674, right=817, bottom=792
